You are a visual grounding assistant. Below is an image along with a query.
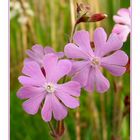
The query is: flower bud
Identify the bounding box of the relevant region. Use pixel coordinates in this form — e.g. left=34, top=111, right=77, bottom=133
left=76, top=13, right=107, bottom=24
left=89, top=13, right=108, bottom=22
left=76, top=15, right=89, bottom=24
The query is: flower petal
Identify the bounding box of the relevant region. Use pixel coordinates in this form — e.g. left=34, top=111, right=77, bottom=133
left=44, top=47, right=64, bottom=58
left=93, top=27, right=107, bottom=55
left=18, top=76, right=43, bottom=86
left=44, top=47, right=54, bottom=54
left=26, top=45, right=44, bottom=62
left=73, top=30, right=94, bottom=56
left=113, top=15, right=129, bottom=25
left=101, top=50, right=128, bottom=66
left=102, top=33, right=123, bottom=56
left=64, top=43, right=90, bottom=59
left=32, top=45, right=44, bottom=56
left=26, top=50, right=37, bottom=60
left=41, top=94, right=53, bottom=122
left=101, top=50, right=128, bottom=76
left=95, top=68, right=110, bottom=93
left=22, top=61, right=46, bottom=84
left=69, top=60, right=89, bottom=76
left=53, top=59, right=72, bottom=82
left=22, top=94, right=45, bottom=115
left=112, top=24, right=130, bottom=42
left=94, top=28, right=123, bottom=56
left=72, top=64, right=90, bottom=87
left=24, top=58, right=32, bottom=63
left=17, top=86, right=44, bottom=99
left=117, top=8, right=130, bottom=17
left=51, top=94, right=67, bottom=121
left=56, top=52, right=64, bottom=58
left=43, top=54, right=58, bottom=82
left=55, top=91, right=79, bottom=109
left=43, top=54, right=71, bottom=83
left=101, top=64, right=126, bottom=76
left=57, top=81, right=81, bottom=97
left=84, top=68, right=95, bottom=93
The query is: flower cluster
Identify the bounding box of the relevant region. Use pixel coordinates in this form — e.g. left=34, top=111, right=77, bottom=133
left=17, top=6, right=130, bottom=123
left=112, top=7, right=131, bottom=42
left=65, top=28, right=128, bottom=93
left=24, top=45, right=64, bottom=66
left=76, top=3, right=107, bottom=24
left=17, top=49, right=81, bottom=121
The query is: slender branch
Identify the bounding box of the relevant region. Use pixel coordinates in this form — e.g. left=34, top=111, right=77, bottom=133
left=70, top=23, right=77, bottom=42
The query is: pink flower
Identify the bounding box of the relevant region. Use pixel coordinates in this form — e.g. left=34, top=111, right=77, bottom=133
left=25, top=44, right=64, bottom=66
left=112, top=7, right=131, bottom=42
left=17, top=54, right=81, bottom=122
left=64, top=28, right=128, bottom=93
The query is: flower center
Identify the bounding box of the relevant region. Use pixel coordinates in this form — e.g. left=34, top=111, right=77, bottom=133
left=44, top=83, right=55, bottom=93
left=91, top=57, right=100, bottom=66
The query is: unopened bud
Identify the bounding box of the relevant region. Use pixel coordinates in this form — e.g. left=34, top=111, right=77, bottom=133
left=89, top=13, right=107, bottom=22
left=76, top=13, right=107, bottom=25
left=76, top=15, right=89, bottom=24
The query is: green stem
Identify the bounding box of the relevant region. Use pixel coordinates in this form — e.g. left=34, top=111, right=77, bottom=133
left=48, top=121, right=57, bottom=136
left=57, top=120, right=64, bottom=137
left=48, top=122, right=60, bottom=140
left=70, top=23, right=77, bottom=42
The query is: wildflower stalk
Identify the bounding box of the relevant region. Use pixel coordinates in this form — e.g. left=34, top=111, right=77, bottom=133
left=70, top=23, right=77, bottom=42
left=70, top=2, right=81, bottom=140
left=69, top=0, right=77, bottom=42
left=88, top=93, right=100, bottom=140
left=112, top=78, right=123, bottom=138
left=57, top=120, right=64, bottom=136
left=53, top=76, right=67, bottom=139
left=48, top=122, right=60, bottom=140
left=48, top=122, right=57, bottom=136
left=76, top=107, right=81, bottom=140
left=48, top=122, right=61, bottom=140
left=100, top=94, right=107, bottom=140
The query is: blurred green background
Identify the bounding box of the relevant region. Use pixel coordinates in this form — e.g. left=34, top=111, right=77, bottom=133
left=10, top=0, right=130, bottom=140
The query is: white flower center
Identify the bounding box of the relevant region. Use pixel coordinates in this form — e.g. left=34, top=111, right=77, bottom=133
left=44, top=83, right=55, bottom=93
left=91, top=57, right=100, bottom=65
